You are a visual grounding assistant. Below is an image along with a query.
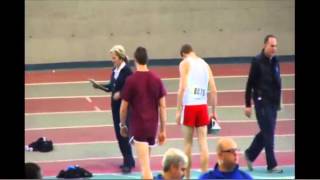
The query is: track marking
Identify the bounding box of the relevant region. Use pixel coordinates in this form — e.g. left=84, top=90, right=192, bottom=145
left=85, top=97, right=92, bottom=103
left=94, top=106, right=101, bottom=111
left=25, top=118, right=294, bottom=131
left=25, top=88, right=295, bottom=100
left=25, top=103, right=295, bottom=116
left=43, top=134, right=295, bottom=146
left=32, top=149, right=294, bottom=163
left=25, top=74, right=295, bottom=86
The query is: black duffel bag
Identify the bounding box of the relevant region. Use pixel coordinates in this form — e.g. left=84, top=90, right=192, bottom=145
left=27, top=137, right=53, bottom=152
left=57, top=165, right=93, bottom=178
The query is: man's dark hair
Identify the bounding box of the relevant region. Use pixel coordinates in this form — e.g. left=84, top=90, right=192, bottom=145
left=25, top=162, right=42, bottom=179
left=264, top=34, right=276, bottom=44
left=180, top=44, right=193, bottom=57
left=134, top=46, right=148, bottom=65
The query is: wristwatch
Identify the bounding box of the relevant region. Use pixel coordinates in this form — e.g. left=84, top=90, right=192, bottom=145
left=119, top=123, right=127, bottom=128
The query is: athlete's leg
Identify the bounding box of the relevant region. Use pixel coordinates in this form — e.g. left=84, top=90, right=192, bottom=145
left=134, top=141, right=153, bottom=179
left=196, top=126, right=209, bottom=173
left=183, top=125, right=194, bottom=179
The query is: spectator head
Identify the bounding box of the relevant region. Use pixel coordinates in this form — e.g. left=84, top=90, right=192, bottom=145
left=162, top=148, right=188, bottom=180
left=25, top=162, right=42, bottom=179
left=216, top=137, right=240, bottom=172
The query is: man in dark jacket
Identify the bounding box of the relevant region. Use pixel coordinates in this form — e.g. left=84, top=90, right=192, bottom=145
left=244, top=35, right=283, bottom=173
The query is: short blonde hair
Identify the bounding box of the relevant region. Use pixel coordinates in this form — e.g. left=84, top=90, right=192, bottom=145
left=110, top=45, right=126, bottom=60
left=162, top=148, right=188, bottom=172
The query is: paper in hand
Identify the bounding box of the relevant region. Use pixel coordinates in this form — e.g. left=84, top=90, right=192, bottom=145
left=89, top=79, right=109, bottom=91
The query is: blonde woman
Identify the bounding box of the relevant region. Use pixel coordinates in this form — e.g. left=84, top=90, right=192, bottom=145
left=92, top=45, right=135, bottom=173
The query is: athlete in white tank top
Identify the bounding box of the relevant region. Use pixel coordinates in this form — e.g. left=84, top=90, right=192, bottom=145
left=182, top=57, right=209, bottom=105
left=176, top=44, right=218, bottom=179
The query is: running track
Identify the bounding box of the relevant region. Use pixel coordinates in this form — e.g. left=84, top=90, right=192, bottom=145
left=25, top=120, right=294, bottom=144
left=25, top=63, right=294, bottom=84
left=25, top=62, right=295, bottom=176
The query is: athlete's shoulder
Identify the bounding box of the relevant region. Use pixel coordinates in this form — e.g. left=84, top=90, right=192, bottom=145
left=179, top=58, right=190, bottom=69
left=148, top=71, right=161, bottom=81
left=126, top=72, right=137, bottom=82
left=180, top=57, right=190, bottom=64
left=199, top=57, right=209, bottom=66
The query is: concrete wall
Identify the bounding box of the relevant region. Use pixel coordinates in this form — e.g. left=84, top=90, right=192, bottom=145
left=25, top=0, right=295, bottom=64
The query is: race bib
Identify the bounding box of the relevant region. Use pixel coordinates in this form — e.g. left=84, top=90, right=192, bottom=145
left=189, top=85, right=206, bottom=99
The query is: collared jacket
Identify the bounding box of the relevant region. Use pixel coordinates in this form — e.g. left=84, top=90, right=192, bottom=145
left=104, top=64, right=133, bottom=107
left=245, top=50, right=282, bottom=109
left=199, top=163, right=253, bottom=179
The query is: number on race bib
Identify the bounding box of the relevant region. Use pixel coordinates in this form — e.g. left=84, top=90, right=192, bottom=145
left=193, top=88, right=206, bottom=97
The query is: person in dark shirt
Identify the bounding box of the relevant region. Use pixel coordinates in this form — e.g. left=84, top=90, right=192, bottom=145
left=92, top=45, right=135, bottom=173
left=120, top=46, right=167, bottom=179
left=244, top=35, right=283, bottom=173
left=199, top=137, right=252, bottom=179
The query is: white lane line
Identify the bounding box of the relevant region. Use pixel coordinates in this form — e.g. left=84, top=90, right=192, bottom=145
left=25, top=88, right=295, bottom=100
left=85, top=97, right=92, bottom=103
left=24, top=103, right=295, bottom=116
left=25, top=118, right=294, bottom=131
left=25, top=110, right=109, bottom=116
left=26, top=95, right=108, bottom=100
left=54, top=133, right=295, bottom=146
left=31, top=149, right=294, bottom=163
left=213, top=74, right=294, bottom=79
left=25, top=74, right=295, bottom=86
left=46, top=134, right=295, bottom=146
left=94, top=106, right=101, bottom=111
left=166, top=88, right=294, bottom=95
left=26, top=81, right=105, bottom=86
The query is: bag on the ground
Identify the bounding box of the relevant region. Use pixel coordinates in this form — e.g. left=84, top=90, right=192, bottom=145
left=27, top=137, right=54, bottom=152
left=56, top=165, right=93, bottom=178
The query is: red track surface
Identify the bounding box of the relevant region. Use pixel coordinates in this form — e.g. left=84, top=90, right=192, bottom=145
left=25, top=90, right=294, bottom=113
left=25, top=120, right=294, bottom=144
left=25, top=63, right=294, bottom=84
left=26, top=62, right=295, bottom=176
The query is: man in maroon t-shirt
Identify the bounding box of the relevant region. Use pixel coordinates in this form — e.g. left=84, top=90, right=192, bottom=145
left=119, top=46, right=167, bottom=179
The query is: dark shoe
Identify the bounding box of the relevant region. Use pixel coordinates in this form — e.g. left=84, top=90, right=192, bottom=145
left=119, top=164, right=136, bottom=169
left=268, top=167, right=283, bottom=173
left=120, top=163, right=135, bottom=169
left=121, top=166, right=132, bottom=174
left=244, top=152, right=253, bottom=171
left=131, top=162, right=135, bottom=168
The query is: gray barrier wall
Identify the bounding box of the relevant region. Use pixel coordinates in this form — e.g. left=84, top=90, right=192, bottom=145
left=26, top=0, right=294, bottom=64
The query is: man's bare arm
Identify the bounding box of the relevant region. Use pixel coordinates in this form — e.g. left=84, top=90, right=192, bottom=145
left=208, top=65, right=218, bottom=118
